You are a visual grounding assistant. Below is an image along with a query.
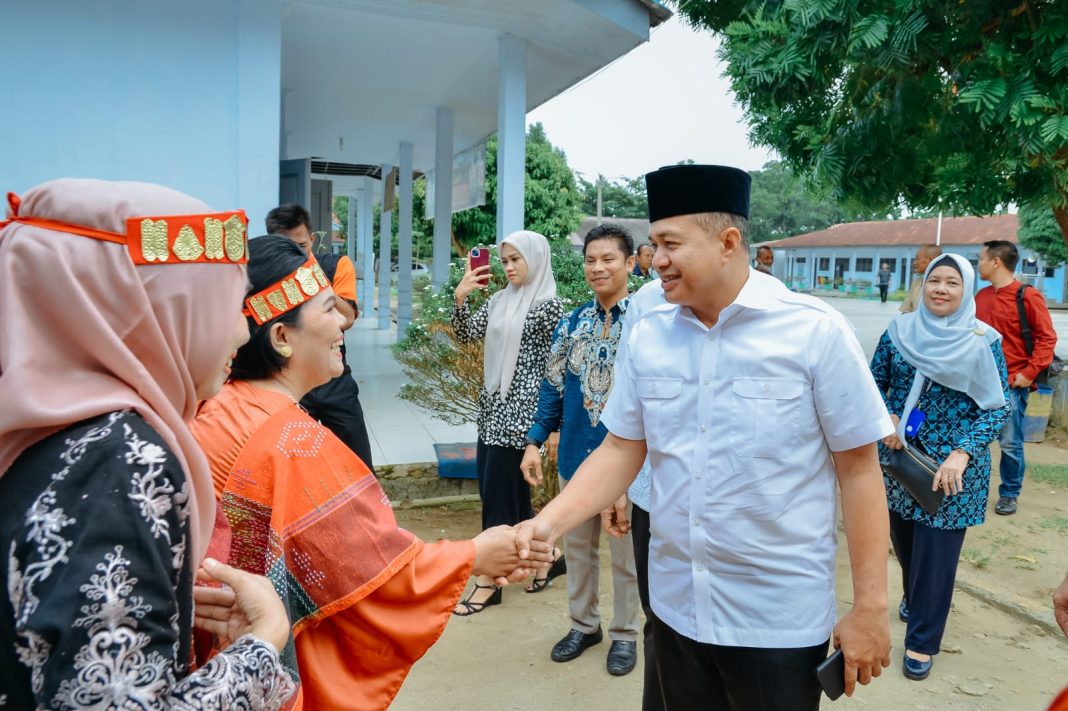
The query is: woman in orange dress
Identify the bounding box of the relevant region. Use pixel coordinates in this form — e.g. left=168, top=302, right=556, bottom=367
left=192, top=235, right=549, bottom=710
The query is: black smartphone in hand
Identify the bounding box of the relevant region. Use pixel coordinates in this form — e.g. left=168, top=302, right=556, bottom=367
left=816, top=648, right=846, bottom=701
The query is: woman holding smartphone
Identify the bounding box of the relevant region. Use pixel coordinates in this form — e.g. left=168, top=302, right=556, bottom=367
left=451, top=231, right=565, bottom=615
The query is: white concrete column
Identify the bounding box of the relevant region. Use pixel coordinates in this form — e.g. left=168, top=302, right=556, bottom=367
left=496, top=33, right=527, bottom=243
left=433, top=106, right=455, bottom=288
left=358, top=178, right=375, bottom=318
left=397, top=142, right=414, bottom=337
left=378, top=163, right=393, bottom=330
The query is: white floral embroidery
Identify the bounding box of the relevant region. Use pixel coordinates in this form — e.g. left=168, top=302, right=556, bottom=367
left=125, top=424, right=177, bottom=543
left=54, top=546, right=171, bottom=709
left=5, top=412, right=295, bottom=709
left=9, top=412, right=122, bottom=628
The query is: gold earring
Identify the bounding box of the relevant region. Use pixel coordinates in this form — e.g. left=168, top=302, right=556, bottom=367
left=277, top=345, right=293, bottom=358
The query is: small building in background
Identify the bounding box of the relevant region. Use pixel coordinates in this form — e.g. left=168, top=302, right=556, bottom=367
left=758, top=214, right=1065, bottom=303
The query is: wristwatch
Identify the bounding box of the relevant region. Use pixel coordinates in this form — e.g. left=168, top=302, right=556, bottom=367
left=526, top=436, right=544, bottom=449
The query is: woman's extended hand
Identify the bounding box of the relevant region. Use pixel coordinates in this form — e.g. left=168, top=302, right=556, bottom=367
left=194, top=558, right=291, bottom=653
left=933, top=449, right=970, bottom=496
left=454, top=263, right=492, bottom=307
left=472, top=525, right=553, bottom=584
left=883, top=414, right=905, bottom=450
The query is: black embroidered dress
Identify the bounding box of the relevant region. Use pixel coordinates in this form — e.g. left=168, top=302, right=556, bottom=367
left=0, top=410, right=294, bottom=710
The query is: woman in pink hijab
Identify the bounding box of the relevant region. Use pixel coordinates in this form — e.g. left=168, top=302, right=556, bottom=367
left=0, top=179, right=295, bottom=709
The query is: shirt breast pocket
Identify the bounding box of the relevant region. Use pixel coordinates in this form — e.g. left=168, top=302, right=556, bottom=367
left=637, top=377, right=682, bottom=450
left=728, top=378, right=805, bottom=459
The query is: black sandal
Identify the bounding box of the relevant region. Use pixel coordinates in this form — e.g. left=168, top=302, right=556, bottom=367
left=526, top=549, right=566, bottom=593
left=452, top=583, right=502, bottom=616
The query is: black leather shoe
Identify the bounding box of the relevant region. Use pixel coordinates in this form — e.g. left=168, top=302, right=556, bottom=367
left=606, top=640, right=637, bottom=676
left=995, top=496, right=1017, bottom=515
left=550, top=627, right=603, bottom=662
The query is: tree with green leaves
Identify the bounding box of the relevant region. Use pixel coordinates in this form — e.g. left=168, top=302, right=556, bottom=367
left=578, top=175, right=649, bottom=218
left=1019, top=201, right=1068, bottom=265
left=452, top=123, right=583, bottom=249
left=748, top=161, right=903, bottom=242
left=677, top=0, right=1068, bottom=248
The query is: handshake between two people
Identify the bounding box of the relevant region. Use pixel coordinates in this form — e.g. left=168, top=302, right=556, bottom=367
left=471, top=525, right=556, bottom=584
left=191, top=526, right=563, bottom=655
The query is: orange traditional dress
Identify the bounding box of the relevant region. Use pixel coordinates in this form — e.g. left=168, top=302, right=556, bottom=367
left=192, top=380, right=474, bottom=710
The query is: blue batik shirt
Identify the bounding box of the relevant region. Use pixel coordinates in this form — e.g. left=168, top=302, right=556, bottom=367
left=528, top=296, right=630, bottom=480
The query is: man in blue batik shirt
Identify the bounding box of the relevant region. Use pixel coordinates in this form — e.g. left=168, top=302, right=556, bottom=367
left=522, top=223, right=642, bottom=678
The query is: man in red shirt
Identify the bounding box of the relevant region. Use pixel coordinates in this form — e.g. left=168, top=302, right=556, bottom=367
left=975, top=240, right=1058, bottom=515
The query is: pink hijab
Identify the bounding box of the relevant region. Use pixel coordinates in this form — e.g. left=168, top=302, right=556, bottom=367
left=0, top=178, right=247, bottom=564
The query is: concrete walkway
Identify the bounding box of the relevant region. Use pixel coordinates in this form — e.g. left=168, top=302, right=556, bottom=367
left=348, top=317, right=477, bottom=467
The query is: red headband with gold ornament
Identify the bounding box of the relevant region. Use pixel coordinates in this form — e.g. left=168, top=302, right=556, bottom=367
left=242, top=253, right=332, bottom=325
left=1, top=192, right=249, bottom=264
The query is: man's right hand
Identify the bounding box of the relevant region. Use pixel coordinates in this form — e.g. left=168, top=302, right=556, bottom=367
left=515, top=516, right=557, bottom=563
left=472, top=525, right=553, bottom=584
left=521, top=444, right=544, bottom=486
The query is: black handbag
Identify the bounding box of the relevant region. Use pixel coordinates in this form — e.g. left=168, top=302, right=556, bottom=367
left=884, top=446, right=945, bottom=516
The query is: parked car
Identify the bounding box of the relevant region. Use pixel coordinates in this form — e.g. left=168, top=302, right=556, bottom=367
left=390, top=260, right=431, bottom=284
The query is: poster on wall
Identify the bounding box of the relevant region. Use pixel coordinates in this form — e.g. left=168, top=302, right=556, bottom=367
left=424, top=140, right=487, bottom=218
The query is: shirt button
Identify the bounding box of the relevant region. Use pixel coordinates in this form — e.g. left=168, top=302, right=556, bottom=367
left=763, top=383, right=770, bottom=393
left=703, top=378, right=711, bottom=386
left=696, top=564, right=705, bottom=572
left=700, top=425, right=707, bottom=432
left=695, top=471, right=703, bottom=479
left=693, top=518, right=701, bottom=527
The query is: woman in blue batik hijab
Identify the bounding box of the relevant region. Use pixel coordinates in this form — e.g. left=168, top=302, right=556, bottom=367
left=869, top=253, right=1009, bottom=682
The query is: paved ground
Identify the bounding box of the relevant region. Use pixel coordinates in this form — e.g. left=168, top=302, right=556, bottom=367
left=391, top=503, right=1068, bottom=710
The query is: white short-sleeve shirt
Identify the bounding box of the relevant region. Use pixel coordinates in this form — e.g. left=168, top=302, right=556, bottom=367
left=601, top=269, right=893, bottom=648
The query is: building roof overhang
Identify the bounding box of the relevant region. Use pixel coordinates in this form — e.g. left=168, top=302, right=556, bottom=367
left=282, top=0, right=670, bottom=174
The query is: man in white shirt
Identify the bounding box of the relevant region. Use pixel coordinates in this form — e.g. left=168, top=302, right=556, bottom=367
left=517, top=164, right=894, bottom=710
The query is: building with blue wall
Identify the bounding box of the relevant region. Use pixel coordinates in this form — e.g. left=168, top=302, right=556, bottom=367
left=759, top=214, right=1066, bottom=303
left=2, top=0, right=670, bottom=335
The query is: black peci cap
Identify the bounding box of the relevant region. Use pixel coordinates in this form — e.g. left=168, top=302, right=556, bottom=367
left=645, top=164, right=752, bottom=222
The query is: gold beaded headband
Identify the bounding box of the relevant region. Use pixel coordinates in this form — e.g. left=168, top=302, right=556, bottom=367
left=242, top=253, right=332, bottom=325
left=1, top=192, right=248, bottom=265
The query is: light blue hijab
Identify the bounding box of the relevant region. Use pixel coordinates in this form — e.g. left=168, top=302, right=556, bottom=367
left=888, top=253, right=1005, bottom=440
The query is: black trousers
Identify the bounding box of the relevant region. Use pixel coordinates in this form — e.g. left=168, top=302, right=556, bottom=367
left=889, top=510, right=967, bottom=655
left=476, top=440, right=533, bottom=530
left=301, top=371, right=374, bottom=471
left=879, top=284, right=889, bottom=302
left=652, top=616, right=827, bottom=711
left=630, top=505, right=664, bottom=711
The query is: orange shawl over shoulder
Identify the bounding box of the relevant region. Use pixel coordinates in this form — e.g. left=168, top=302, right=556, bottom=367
left=192, top=380, right=474, bottom=710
